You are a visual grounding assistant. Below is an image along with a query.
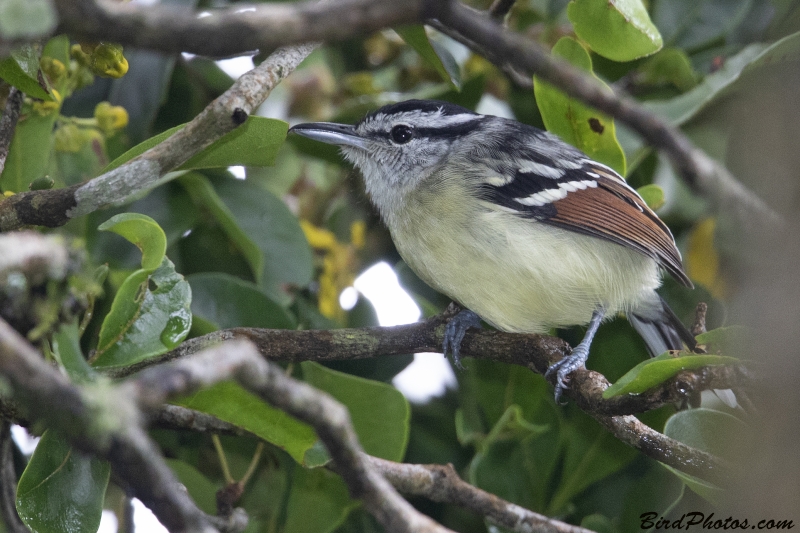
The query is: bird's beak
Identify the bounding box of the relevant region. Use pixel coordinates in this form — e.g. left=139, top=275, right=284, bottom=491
left=289, top=122, right=367, bottom=150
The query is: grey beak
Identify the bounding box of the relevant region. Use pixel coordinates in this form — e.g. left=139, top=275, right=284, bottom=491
left=289, top=122, right=367, bottom=150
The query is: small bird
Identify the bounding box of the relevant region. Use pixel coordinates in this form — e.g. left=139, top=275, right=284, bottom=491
left=290, top=99, right=696, bottom=401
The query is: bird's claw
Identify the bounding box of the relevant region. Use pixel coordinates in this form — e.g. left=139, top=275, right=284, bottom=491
left=545, top=346, right=589, bottom=404
left=442, top=309, right=481, bottom=369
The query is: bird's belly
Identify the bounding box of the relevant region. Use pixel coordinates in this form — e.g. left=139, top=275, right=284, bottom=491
left=391, top=207, right=662, bottom=333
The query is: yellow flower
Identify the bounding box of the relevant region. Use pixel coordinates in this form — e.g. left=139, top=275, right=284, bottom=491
left=94, top=102, right=129, bottom=134
left=301, top=220, right=365, bottom=321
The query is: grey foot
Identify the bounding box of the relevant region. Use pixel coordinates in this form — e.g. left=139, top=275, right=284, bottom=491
left=545, top=345, right=589, bottom=404
left=442, top=309, right=482, bottom=369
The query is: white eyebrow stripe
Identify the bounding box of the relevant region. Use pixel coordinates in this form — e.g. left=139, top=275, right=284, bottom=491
left=517, top=161, right=565, bottom=179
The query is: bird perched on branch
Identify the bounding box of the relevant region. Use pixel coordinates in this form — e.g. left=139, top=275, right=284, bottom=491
left=290, top=99, right=695, bottom=402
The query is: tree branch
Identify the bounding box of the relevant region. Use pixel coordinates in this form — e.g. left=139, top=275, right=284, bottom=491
left=427, top=2, right=781, bottom=230
left=0, top=40, right=316, bottom=231
left=54, top=0, right=427, bottom=58
left=0, top=87, right=23, bottom=177
left=367, top=456, right=593, bottom=533
left=104, top=315, right=741, bottom=481
left=0, top=317, right=235, bottom=533
left=128, top=340, right=455, bottom=533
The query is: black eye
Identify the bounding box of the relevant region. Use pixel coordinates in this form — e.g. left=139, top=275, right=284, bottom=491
left=390, top=124, right=413, bottom=144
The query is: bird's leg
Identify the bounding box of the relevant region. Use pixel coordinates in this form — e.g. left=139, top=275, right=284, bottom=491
left=546, top=307, right=605, bottom=403
left=442, top=308, right=482, bottom=369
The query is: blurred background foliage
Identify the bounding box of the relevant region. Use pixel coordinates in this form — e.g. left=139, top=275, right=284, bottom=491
left=2, top=0, right=800, bottom=531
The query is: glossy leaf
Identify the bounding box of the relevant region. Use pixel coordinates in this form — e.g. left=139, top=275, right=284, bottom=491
left=102, top=116, right=288, bottom=173
left=98, top=213, right=167, bottom=270
left=638, top=48, right=698, bottom=91
left=92, top=257, right=192, bottom=369
left=0, top=45, right=52, bottom=100
left=188, top=272, right=296, bottom=330
left=603, top=353, right=740, bottom=398
left=637, top=184, right=665, bottom=210
left=301, top=362, right=411, bottom=461
left=396, top=25, right=461, bottom=89
left=567, top=0, right=662, bottom=61
left=16, top=430, right=110, bottom=533
left=534, top=37, right=626, bottom=173
left=175, top=381, right=319, bottom=465
left=663, top=408, right=745, bottom=501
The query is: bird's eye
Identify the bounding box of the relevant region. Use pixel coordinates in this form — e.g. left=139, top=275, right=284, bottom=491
left=390, top=124, right=413, bottom=144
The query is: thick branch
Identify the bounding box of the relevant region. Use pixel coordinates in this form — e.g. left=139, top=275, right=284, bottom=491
left=54, top=0, right=426, bottom=58
left=0, top=87, right=23, bottom=176
left=0, top=41, right=316, bottom=231
left=0, top=317, right=224, bottom=533
left=368, top=456, right=592, bottom=533
left=428, top=2, right=780, bottom=230
left=129, top=340, right=455, bottom=533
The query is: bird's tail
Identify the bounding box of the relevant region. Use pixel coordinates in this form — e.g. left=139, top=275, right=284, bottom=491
left=628, top=294, right=696, bottom=357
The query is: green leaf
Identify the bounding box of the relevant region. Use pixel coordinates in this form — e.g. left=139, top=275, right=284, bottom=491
left=284, top=464, right=357, bottom=533
left=653, top=0, right=752, bottom=51
left=548, top=414, right=637, bottom=514
left=91, top=257, right=192, bottom=369
left=176, top=381, right=318, bottom=465
left=396, top=25, right=461, bottom=89
left=301, top=362, right=410, bottom=461
left=188, top=273, right=296, bottom=330
left=178, top=173, right=262, bottom=283
left=662, top=408, right=745, bottom=502
left=16, top=430, right=110, bottom=533
left=102, top=116, right=288, bottom=173
left=603, top=353, right=739, bottom=398
left=643, top=44, right=767, bottom=125
left=638, top=48, right=698, bottom=91
left=636, top=184, right=665, bottom=210
left=51, top=322, right=96, bottom=384
left=0, top=108, right=57, bottom=192
left=0, top=44, right=52, bottom=100
left=165, top=459, right=218, bottom=515
left=213, top=176, right=313, bottom=292
left=98, top=213, right=167, bottom=270
left=534, top=37, right=626, bottom=173
left=567, top=0, right=662, bottom=61
left=695, top=326, right=749, bottom=355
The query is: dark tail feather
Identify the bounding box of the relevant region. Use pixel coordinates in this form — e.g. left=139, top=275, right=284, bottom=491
left=628, top=295, right=696, bottom=357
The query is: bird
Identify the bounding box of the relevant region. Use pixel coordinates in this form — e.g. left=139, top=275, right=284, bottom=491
left=290, top=99, right=696, bottom=402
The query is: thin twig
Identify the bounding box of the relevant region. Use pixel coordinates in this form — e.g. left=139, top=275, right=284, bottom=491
left=0, top=40, right=318, bottom=230
left=0, top=87, right=23, bottom=177
left=427, top=2, right=780, bottom=230
left=367, top=456, right=593, bottom=533
left=213, top=435, right=235, bottom=485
